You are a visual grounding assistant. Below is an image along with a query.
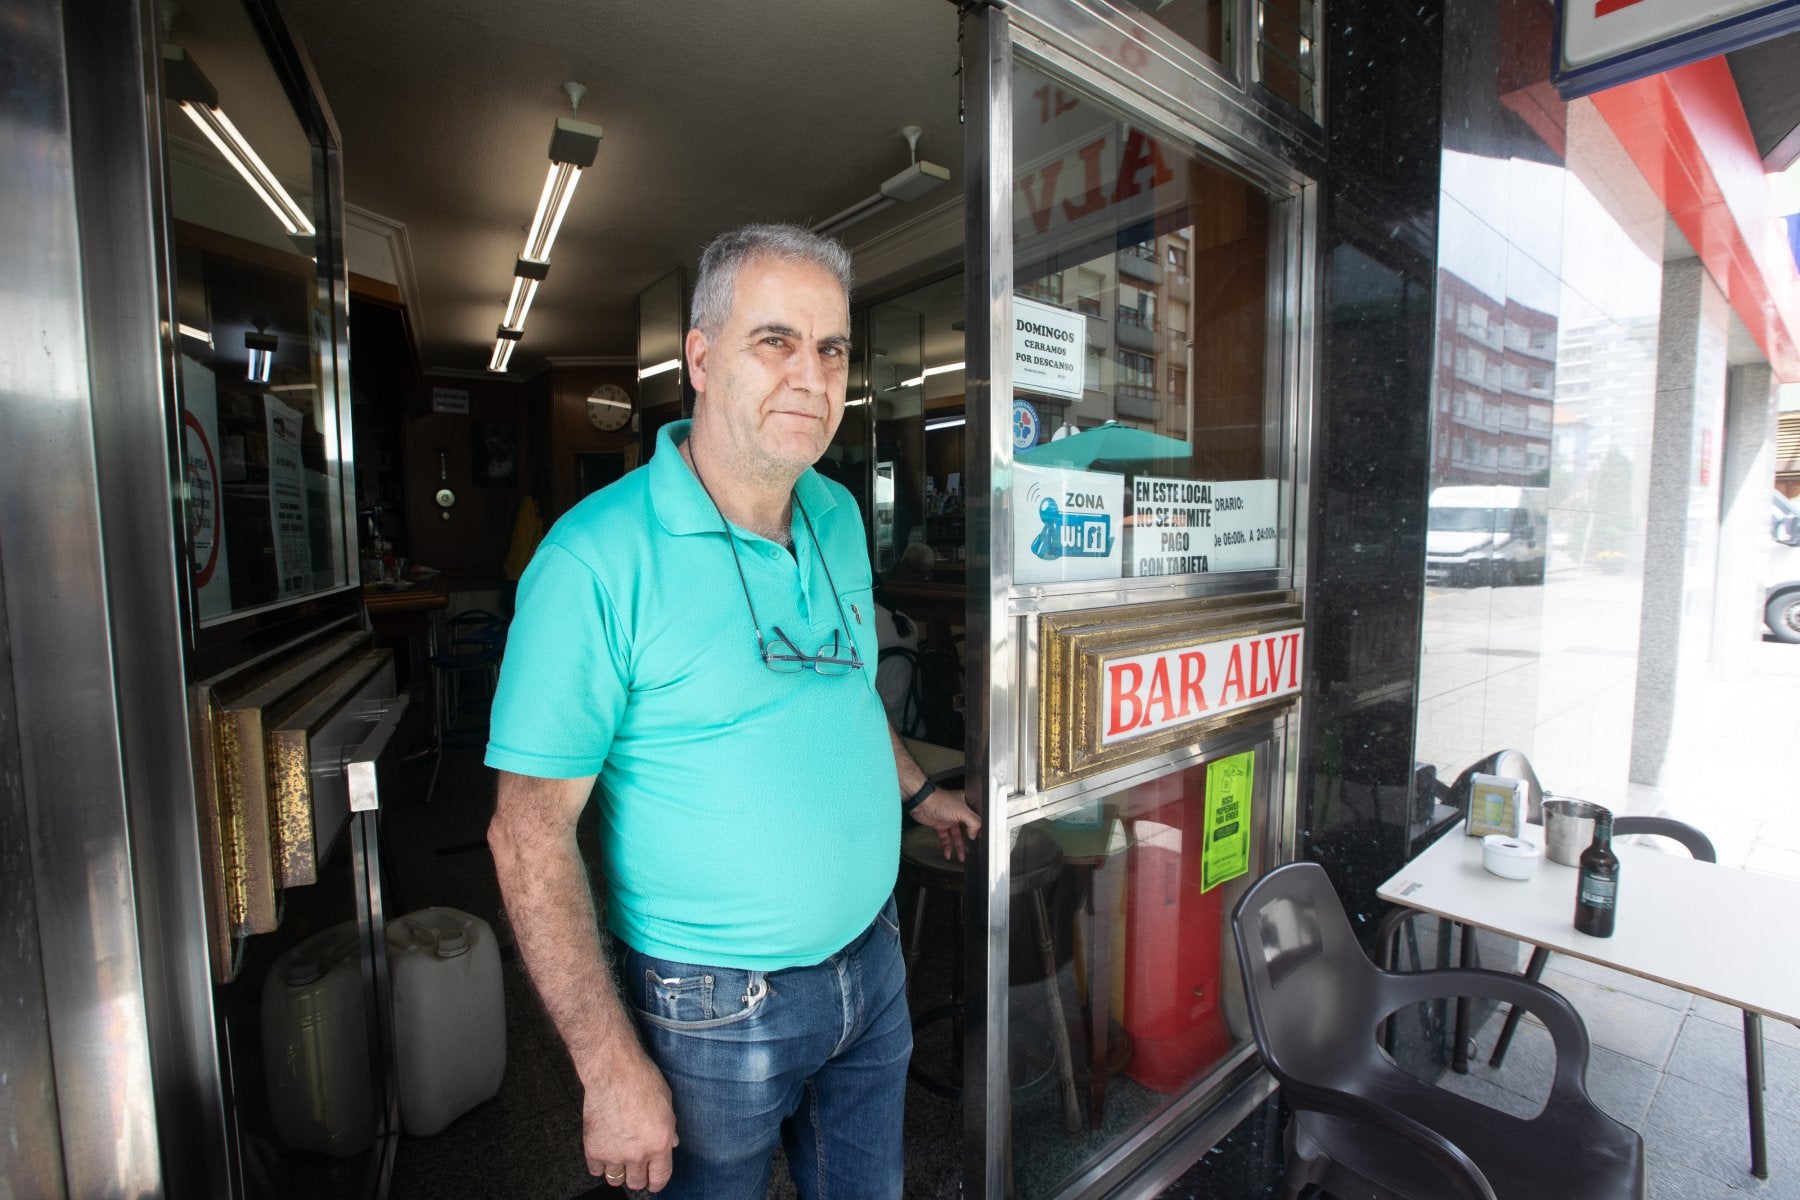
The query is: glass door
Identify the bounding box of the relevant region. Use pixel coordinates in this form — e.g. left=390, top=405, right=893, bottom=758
left=955, top=3, right=1319, bottom=1195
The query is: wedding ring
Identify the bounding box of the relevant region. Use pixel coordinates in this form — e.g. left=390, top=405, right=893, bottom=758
left=605, top=1170, right=625, bottom=1184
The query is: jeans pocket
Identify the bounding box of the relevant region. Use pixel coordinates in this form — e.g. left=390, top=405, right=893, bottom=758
left=625, top=948, right=769, bottom=1032
left=875, top=892, right=901, bottom=940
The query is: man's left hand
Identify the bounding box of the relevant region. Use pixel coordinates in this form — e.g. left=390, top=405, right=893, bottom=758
left=910, top=787, right=981, bottom=860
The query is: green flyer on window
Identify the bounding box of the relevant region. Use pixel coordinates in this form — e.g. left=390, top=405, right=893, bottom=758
left=1202, top=751, right=1254, bottom=892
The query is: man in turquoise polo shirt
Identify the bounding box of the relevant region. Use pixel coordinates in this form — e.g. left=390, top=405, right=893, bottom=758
left=486, top=223, right=980, bottom=1198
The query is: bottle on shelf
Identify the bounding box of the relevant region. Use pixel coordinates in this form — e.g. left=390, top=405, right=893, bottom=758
left=1573, top=810, right=1619, bottom=937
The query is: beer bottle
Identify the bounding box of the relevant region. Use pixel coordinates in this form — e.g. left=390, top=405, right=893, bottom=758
left=1574, top=811, right=1619, bottom=937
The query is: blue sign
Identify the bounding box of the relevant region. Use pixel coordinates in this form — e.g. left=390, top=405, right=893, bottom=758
left=1012, top=399, right=1041, bottom=451
left=1031, top=497, right=1114, bottom=561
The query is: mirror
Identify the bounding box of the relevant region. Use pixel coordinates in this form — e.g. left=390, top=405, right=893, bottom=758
left=637, top=268, right=686, bottom=414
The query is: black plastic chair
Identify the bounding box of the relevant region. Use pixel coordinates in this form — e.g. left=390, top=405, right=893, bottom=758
left=1233, top=862, right=1645, bottom=1200
left=876, top=645, right=924, bottom=738
left=1374, top=749, right=1547, bottom=1066
left=430, top=609, right=505, bottom=736
left=912, top=633, right=965, bottom=749
left=1486, top=816, right=1772, bottom=1177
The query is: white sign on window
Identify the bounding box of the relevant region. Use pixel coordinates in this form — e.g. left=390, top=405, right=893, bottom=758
left=1013, top=464, right=1123, bottom=584
left=181, top=356, right=233, bottom=619
left=1129, top=477, right=1280, bottom=576
left=1557, top=0, right=1800, bottom=94
left=1101, top=627, right=1304, bottom=745
left=266, top=396, right=309, bottom=597
left=1011, top=295, right=1087, bottom=402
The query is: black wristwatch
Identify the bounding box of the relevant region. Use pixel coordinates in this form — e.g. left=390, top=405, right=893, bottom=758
left=904, top=780, right=938, bottom=814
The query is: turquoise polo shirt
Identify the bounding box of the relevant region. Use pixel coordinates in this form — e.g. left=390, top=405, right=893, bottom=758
left=485, top=421, right=899, bottom=970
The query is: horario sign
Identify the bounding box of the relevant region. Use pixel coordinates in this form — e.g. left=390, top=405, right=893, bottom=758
left=1555, top=0, right=1800, bottom=98
left=1038, top=592, right=1305, bottom=790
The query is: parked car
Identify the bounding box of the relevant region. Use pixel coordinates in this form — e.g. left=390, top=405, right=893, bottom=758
left=1769, top=491, right=1800, bottom=644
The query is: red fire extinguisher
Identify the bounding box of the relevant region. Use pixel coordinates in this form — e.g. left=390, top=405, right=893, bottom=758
left=1120, top=776, right=1232, bottom=1093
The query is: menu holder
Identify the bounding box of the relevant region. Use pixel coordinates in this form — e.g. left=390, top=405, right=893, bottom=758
left=1465, top=772, right=1527, bottom=839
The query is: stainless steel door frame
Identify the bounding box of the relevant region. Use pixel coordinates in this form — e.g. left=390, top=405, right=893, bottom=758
left=1, top=0, right=229, bottom=1195
left=960, top=2, right=1322, bottom=1196
left=961, top=7, right=1015, bottom=1194
left=346, top=695, right=412, bottom=1200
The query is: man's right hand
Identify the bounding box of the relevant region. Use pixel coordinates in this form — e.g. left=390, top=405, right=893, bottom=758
left=580, top=1041, right=679, bottom=1192
left=490, top=771, right=681, bottom=1193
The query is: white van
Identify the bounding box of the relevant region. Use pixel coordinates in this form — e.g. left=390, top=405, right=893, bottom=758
left=1426, top=485, right=1550, bottom=587
left=1767, top=491, right=1800, bottom=643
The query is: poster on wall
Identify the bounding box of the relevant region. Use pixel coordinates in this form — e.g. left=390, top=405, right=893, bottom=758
left=472, top=421, right=518, bottom=487
left=1012, top=295, right=1087, bottom=402
left=181, top=355, right=233, bottom=618
left=1202, top=751, right=1254, bottom=892
left=1129, top=477, right=1280, bottom=576
left=265, top=395, right=309, bottom=597
left=1013, top=463, right=1123, bottom=584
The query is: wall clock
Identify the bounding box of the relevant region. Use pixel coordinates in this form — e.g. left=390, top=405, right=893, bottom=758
left=586, top=383, right=634, bottom=432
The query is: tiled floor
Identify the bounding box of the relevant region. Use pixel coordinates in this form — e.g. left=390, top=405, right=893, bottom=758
left=1434, top=959, right=1800, bottom=1198
left=1161, top=638, right=1800, bottom=1200
left=1380, top=639, right=1800, bottom=1200
left=346, top=639, right=1800, bottom=1199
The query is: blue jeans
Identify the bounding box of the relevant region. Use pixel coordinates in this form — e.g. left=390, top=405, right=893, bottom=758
left=620, top=896, right=911, bottom=1199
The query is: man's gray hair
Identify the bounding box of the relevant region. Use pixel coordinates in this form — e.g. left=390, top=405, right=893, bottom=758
left=690, top=224, right=853, bottom=338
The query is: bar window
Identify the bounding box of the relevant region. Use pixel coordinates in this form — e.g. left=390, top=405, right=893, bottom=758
left=1009, top=63, right=1293, bottom=587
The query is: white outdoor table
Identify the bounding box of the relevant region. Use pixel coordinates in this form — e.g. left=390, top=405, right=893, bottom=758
left=1377, top=819, right=1800, bottom=1179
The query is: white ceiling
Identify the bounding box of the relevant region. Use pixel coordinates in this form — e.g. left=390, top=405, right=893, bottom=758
left=266, top=0, right=970, bottom=374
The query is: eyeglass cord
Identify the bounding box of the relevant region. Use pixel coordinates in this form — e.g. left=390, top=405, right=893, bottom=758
left=686, top=442, right=861, bottom=670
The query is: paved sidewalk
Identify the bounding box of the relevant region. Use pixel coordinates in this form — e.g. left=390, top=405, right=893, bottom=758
left=1441, top=639, right=1800, bottom=1198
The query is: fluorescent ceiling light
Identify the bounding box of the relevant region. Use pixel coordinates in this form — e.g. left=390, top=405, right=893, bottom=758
left=488, top=327, right=523, bottom=374
left=488, top=111, right=602, bottom=370
left=178, top=323, right=213, bottom=347
left=879, top=159, right=951, bottom=203
left=267, top=383, right=316, bottom=394
left=502, top=258, right=550, bottom=331
left=245, top=332, right=277, bottom=384
left=925, top=416, right=965, bottom=432
left=522, top=118, right=603, bottom=264
left=523, top=162, right=580, bottom=263
left=845, top=394, right=872, bottom=407
left=638, top=358, right=681, bottom=380
left=899, top=361, right=966, bottom=388
left=811, top=125, right=950, bottom=238
left=165, top=49, right=314, bottom=237
left=502, top=277, right=540, bottom=331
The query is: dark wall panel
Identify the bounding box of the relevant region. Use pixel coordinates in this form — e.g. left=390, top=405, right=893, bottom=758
left=1300, top=0, right=1443, bottom=943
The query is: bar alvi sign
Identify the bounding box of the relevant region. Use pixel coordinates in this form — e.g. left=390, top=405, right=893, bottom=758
left=1039, top=591, right=1303, bottom=789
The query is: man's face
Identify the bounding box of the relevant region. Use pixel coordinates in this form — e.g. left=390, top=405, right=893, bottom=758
left=686, top=256, right=851, bottom=482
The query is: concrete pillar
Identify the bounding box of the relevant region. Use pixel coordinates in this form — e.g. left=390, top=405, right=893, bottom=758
left=1713, top=363, right=1780, bottom=674
left=1630, top=258, right=1729, bottom=785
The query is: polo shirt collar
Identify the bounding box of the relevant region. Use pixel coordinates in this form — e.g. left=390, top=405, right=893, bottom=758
left=649, top=419, right=838, bottom=538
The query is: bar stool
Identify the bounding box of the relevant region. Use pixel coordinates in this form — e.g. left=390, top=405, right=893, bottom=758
left=428, top=609, right=504, bottom=742
left=900, top=822, right=1082, bottom=1133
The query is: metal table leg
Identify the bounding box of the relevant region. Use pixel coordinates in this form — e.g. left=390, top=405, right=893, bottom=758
left=1451, top=924, right=1476, bottom=1074
left=1745, top=1010, right=1767, bottom=1179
